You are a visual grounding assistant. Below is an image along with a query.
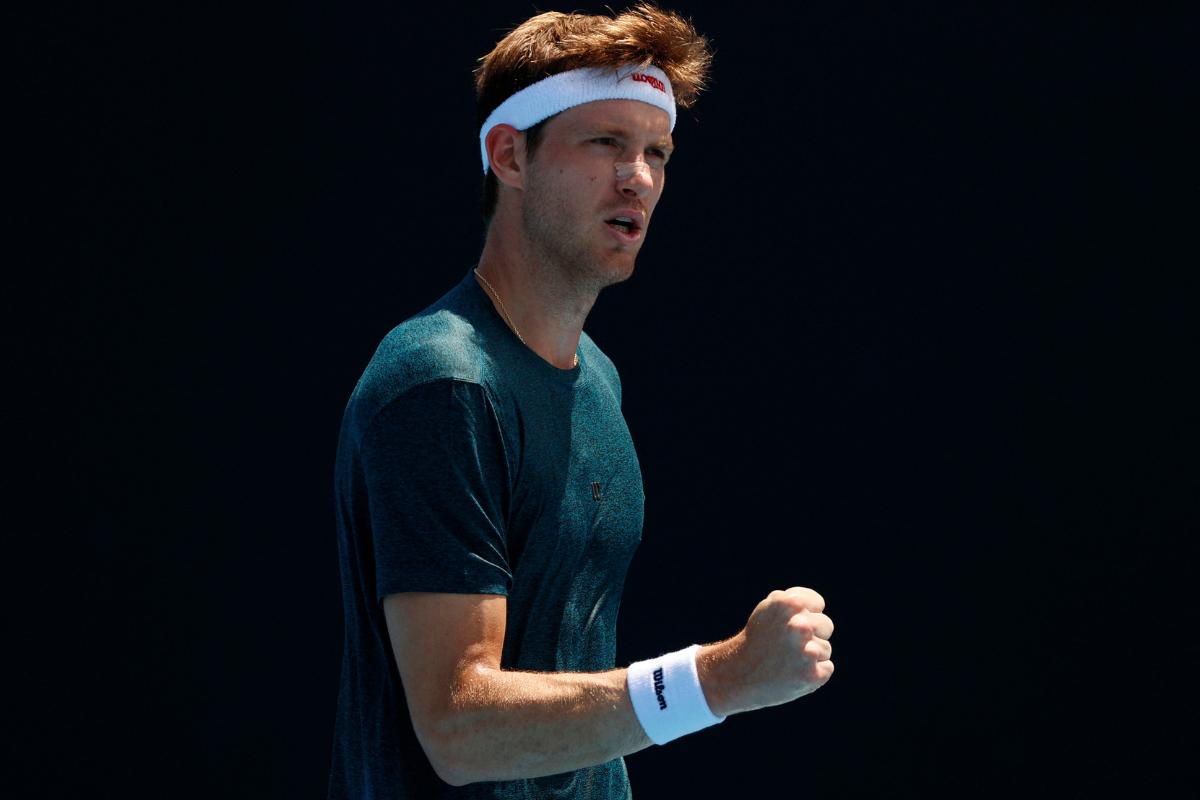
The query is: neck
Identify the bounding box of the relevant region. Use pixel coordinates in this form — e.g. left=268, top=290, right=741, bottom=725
left=475, top=214, right=600, bottom=371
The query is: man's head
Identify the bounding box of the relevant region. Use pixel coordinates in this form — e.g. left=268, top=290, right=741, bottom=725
left=475, top=3, right=712, bottom=226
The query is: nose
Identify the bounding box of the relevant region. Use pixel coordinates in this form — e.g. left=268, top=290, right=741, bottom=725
left=615, top=161, right=654, bottom=200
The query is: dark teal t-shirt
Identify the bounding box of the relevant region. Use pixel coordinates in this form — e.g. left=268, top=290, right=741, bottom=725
left=328, top=268, right=645, bottom=799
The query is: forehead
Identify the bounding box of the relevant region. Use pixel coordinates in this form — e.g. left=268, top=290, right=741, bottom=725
left=550, top=99, right=673, bottom=143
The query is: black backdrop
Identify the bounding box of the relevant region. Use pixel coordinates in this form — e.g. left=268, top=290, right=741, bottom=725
left=66, top=3, right=1196, bottom=797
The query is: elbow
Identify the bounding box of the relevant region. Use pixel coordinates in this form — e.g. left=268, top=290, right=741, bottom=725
left=434, top=755, right=482, bottom=788
left=412, top=663, right=503, bottom=786
left=429, top=756, right=472, bottom=788
left=415, top=714, right=487, bottom=787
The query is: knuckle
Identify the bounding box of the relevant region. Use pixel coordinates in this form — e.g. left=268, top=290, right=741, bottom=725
left=788, top=617, right=814, bottom=637
left=783, top=586, right=825, bottom=611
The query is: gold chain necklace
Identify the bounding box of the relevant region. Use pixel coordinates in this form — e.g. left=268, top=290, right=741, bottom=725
left=474, top=268, right=578, bottom=369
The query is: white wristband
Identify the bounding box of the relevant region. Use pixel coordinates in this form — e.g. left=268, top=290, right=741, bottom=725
left=627, top=644, right=725, bottom=745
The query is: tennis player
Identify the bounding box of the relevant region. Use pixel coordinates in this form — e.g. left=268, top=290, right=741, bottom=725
left=328, top=5, right=834, bottom=797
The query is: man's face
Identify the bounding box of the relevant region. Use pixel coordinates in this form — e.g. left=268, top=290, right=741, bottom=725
left=519, top=99, right=674, bottom=288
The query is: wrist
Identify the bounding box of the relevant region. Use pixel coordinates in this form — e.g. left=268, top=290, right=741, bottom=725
left=695, top=634, right=744, bottom=718
left=627, top=644, right=725, bottom=745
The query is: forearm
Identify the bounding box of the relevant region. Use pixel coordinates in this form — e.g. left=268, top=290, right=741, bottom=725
left=426, top=664, right=653, bottom=785
left=399, top=585, right=835, bottom=786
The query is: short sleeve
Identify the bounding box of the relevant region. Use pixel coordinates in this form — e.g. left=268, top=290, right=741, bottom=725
left=359, top=379, right=513, bottom=603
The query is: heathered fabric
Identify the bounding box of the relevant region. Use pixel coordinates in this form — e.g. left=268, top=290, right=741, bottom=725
left=328, top=268, right=645, bottom=799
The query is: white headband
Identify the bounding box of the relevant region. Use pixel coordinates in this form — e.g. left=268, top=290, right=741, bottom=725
left=478, top=64, right=676, bottom=174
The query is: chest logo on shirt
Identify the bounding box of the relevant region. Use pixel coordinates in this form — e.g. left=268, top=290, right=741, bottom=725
left=591, top=481, right=603, bottom=501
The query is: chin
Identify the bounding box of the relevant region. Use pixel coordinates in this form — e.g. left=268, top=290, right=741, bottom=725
left=566, top=246, right=639, bottom=290
left=598, top=255, right=637, bottom=287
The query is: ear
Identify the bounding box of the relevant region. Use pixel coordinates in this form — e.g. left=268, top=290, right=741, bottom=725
left=485, top=124, right=526, bottom=190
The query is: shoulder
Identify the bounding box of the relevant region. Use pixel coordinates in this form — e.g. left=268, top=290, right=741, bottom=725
left=345, top=287, right=496, bottom=438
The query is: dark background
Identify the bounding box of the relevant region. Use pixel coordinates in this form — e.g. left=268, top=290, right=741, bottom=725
left=63, top=2, right=1195, bottom=797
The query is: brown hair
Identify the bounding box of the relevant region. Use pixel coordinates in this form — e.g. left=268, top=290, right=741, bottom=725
left=474, top=2, right=713, bottom=223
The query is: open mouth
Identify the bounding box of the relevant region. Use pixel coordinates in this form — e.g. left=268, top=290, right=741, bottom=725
left=605, top=216, right=642, bottom=239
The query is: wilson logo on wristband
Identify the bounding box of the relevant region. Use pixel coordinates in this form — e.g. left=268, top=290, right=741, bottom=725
left=652, top=667, right=667, bottom=709
left=628, top=645, right=724, bottom=745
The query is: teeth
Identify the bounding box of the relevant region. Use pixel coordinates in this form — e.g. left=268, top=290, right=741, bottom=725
left=615, top=216, right=633, bottom=223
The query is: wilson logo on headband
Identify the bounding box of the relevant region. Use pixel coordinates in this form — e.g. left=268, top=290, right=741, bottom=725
left=631, top=73, right=666, bottom=93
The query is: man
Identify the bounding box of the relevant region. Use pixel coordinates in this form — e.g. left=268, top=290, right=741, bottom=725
left=328, top=5, right=835, bottom=798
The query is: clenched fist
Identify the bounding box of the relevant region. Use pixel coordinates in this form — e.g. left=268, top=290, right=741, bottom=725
left=697, top=587, right=835, bottom=717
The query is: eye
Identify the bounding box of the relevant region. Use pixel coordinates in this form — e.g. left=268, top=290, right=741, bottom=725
left=591, top=137, right=618, bottom=147
left=648, top=148, right=668, bottom=163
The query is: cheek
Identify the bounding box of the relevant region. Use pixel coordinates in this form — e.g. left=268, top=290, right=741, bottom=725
left=647, top=175, right=666, bottom=211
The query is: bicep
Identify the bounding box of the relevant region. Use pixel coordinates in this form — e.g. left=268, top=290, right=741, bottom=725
left=383, top=592, right=507, bottom=734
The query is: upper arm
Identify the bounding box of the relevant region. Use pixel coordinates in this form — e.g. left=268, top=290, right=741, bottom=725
left=362, top=381, right=514, bottom=604
left=383, top=592, right=507, bottom=748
